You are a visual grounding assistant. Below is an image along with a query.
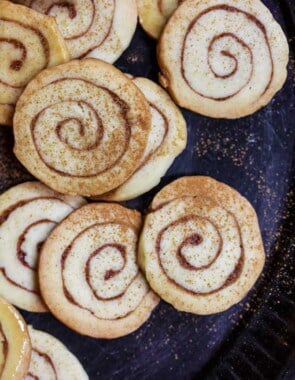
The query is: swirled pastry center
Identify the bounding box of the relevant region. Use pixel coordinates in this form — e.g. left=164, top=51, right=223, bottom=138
left=0, top=198, right=74, bottom=294
left=181, top=5, right=273, bottom=100
left=153, top=197, right=244, bottom=294
left=28, top=0, right=115, bottom=58
left=0, top=19, right=49, bottom=93
left=62, top=223, right=149, bottom=319
left=28, top=78, right=131, bottom=177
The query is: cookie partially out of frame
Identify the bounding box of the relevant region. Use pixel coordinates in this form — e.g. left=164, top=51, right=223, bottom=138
left=139, top=176, right=265, bottom=315
left=13, top=59, right=151, bottom=197
left=98, top=76, right=187, bottom=201
left=0, top=0, right=69, bottom=126
left=158, top=0, right=289, bottom=118
left=39, top=203, right=159, bottom=339
left=0, top=182, right=86, bottom=312
left=137, top=0, right=182, bottom=39
left=0, top=297, right=31, bottom=380
left=15, top=0, right=137, bottom=62
left=25, top=326, right=88, bottom=380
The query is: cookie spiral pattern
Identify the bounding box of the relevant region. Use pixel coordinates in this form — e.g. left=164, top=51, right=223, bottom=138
left=0, top=182, right=86, bottom=312
left=0, top=0, right=69, bottom=126
left=0, top=297, right=31, bottom=380
left=13, top=59, right=151, bottom=196
left=158, top=0, right=289, bottom=118
left=16, top=0, right=137, bottom=62
left=99, top=76, right=187, bottom=201
left=137, top=0, right=182, bottom=39
left=39, top=203, right=159, bottom=338
left=139, top=176, right=265, bottom=315
left=25, top=326, right=88, bottom=380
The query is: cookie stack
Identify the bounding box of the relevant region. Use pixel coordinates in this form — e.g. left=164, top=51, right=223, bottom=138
left=0, top=0, right=69, bottom=126
left=139, top=0, right=289, bottom=118
left=13, top=59, right=187, bottom=198
left=0, top=178, right=265, bottom=333
left=0, top=0, right=289, bottom=377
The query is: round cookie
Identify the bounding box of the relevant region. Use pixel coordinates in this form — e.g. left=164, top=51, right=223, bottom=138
left=98, top=76, right=187, bottom=201
left=25, top=326, right=88, bottom=380
left=15, top=0, right=137, bottom=62
left=139, top=176, right=265, bottom=315
left=39, top=203, right=160, bottom=339
left=0, top=297, right=31, bottom=380
left=158, top=0, right=289, bottom=118
left=0, top=0, right=69, bottom=126
left=137, top=0, right=182, bottom=39
left=0, top=182, right=86, bottom=312
left=13, top=59, right=151, bottom=197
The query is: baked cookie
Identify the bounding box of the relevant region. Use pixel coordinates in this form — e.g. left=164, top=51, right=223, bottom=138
left=25, top=326, right=88, bottom=379
left=137, top=0, right=182, bottom=39
left=0, top=0, right=69, bottom=126
left=0, top=182, right=86, bottom=312
left=39, top=203, right=159, bottom=339
left=13, top=59, right=151, bottom=197
left=158, top=0, right=289, bottom=118
left=0, top=297, right=31, bottom=380
left=98, top=76, right=187, bottom=201
left=139, top=176, right=265, bottom=315
left=15, top=0, right=137, bottom=62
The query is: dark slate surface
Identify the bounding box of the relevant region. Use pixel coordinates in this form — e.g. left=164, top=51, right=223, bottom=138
left=0, top=0, right=294, bottom=379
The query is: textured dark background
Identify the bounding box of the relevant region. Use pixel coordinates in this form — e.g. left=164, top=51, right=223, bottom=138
left=0, top=0, right=294, bottom=379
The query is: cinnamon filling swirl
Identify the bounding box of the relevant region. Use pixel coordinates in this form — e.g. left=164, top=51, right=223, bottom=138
left=19, top=0, right=137, bottom=62
left=155, top=209, right=244, bottom=295
left=60, top=222, right=148, bottom=320
left=29, top=79, right=131, bottom=178
left=139, top=176, right=265, bottom=314
left=0, top=197, right=72, bottom=294
left=0, top=19, right=49, bottom=89
left=180, top=5, right=273, bottom=101
left=26, top=350, right=57, bottom=380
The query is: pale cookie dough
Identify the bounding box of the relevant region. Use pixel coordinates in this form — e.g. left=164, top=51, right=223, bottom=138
left=158, top=0, right=289, bottom=118
left=139, top=176, right=265, bottom=315
left=98, top=76, right=187, bottom=201
left=15, top=0, right=138, bottom=62
left=13, top=59, right=151, bottom=197
left=39, top=203, right=159, bottom=339
left=0, top=182, right=86, bottom=312
left=0, top=0, right=69, bottom=126
left=25, top=326, right=88, bottom=380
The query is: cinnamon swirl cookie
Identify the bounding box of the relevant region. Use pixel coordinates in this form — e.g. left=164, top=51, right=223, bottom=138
left=0, top=182, right=86, bottom=312
left=15, top=0, right=137, bottom=62
left=98, top=76, right=187, bottom=201
left=38, top=203, right=159, bottom=339
left=158, top=0, right=289, bottom=118
left=139, top=176, right=265, bottom=315
left=0, top=0, right=69, bottom=126
left=25, top=326, right=88, bottom=380
left=137, top=0, right=182, bottom=39
left=13, top=59, right=151, bottom=197
left=0, top=297, right=31, bottom=380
